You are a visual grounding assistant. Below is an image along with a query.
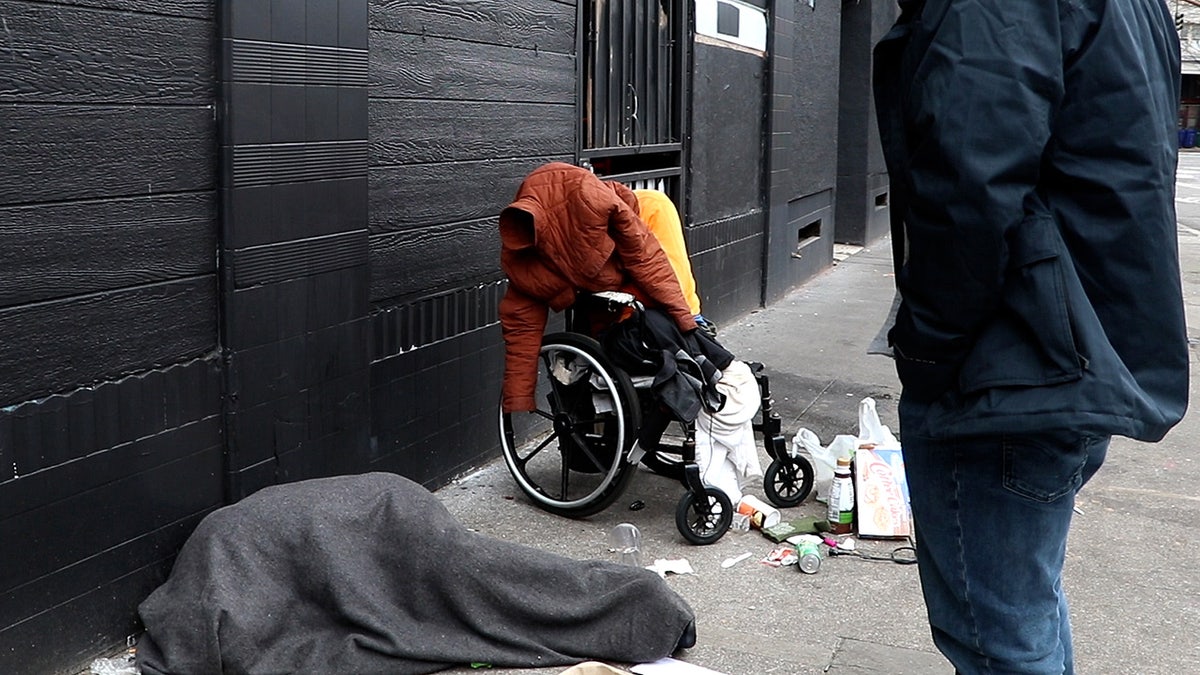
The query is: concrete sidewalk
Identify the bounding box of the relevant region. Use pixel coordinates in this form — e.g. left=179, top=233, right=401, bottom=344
left=437, top=223, right=1200, bottom=674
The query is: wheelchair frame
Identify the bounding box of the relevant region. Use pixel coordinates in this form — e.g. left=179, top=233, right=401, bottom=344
left=498, top=293, right=813, bottom=544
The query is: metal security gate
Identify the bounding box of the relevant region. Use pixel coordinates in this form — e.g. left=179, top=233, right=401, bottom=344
left=579, top=0, right=688, bottom=201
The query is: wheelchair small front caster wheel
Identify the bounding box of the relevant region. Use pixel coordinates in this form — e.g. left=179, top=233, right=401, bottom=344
left=675, top=487, right=733, bottom=545
left=763, top=455, right=815, bottom=508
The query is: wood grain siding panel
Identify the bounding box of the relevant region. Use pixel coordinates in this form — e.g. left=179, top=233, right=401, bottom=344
left=2, top=106, right=215, bottom=205
left=369, top=217, right=501, bottom=303
left=0, top=1, right=212, bottom=104
left=370, top=100, right=574, bottom=165
left=0, top=278, right=217, bottom=406
left=0, top=194, right=216, bottom=308
left=370, top=30, right=573, bottom=102
left=370, top=0, right=574, bottom=53
left=11, top=0, right=210, bottom=18
left=369, top=155, right=570, bottom=234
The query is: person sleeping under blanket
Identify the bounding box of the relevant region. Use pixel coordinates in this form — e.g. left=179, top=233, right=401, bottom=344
left=136, top=472, right=697, bottom=675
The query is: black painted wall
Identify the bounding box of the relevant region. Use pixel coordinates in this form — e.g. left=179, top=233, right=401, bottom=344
left=687, top=36, right=769, bottom=323
left=365, top=0, right=577, bottom=486
left=218, top=0, right=372, bottom=501
left=0, top=1, right=222, bottom=673
left=835, top=0, right=896, bottom=244
left=759, top=0, right=843, bottom=304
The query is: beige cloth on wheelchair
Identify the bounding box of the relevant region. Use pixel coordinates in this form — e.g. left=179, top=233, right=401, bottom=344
left=695, top=360, right=764, bottom=502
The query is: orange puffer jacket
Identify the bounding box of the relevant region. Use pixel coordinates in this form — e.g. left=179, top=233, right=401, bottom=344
left=499, top=162, right=698, bottom=412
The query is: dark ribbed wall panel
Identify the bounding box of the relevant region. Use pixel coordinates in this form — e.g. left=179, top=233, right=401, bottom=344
left=0, top=1, right=221, bottom=671
left=370, top=281, right=506, bottom=360
left=226, top=39, right=370, bottom=85
left=231, top=141, right=369, bottom=187
left=688, top=211, right=767, bottom=324
left=684, top=210, right=766, bottom=254
left=220, top=0, right=371, bottom=501
left=369, top=324, right=507, bottom=487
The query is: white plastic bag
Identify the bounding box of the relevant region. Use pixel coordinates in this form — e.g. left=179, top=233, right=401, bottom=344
left=857, top=397, right=899, bottom=448
left=791, top=428, right=856, bottom=503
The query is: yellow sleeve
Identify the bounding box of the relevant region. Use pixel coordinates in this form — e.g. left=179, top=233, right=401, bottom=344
left=633, top=189, right=701, bottom=315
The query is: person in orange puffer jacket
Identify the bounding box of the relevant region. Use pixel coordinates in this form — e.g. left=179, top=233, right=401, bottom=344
left=498, top=162, right=697, bottom=413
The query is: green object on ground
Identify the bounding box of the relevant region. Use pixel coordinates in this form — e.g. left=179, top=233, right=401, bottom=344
left=762, top=517, right=830, bottom=542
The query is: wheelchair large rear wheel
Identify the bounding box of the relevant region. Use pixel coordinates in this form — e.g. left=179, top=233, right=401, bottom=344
left=499, top=333, right=641, bottom=518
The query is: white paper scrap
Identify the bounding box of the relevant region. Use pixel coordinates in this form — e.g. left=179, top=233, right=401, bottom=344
left=645, top=558, right=695, bottom=578
left=631, top=656, right=728, bottom=675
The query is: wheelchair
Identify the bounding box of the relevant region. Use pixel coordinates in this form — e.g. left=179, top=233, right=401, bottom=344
left=498, top=291, right=814, bottom=544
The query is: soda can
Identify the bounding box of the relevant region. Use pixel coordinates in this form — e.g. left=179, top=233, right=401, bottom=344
left=796, top=540, right=821, bottom=574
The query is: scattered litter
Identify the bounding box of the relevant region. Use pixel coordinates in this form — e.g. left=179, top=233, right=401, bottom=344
left=760, top=544, right=797, bottom=567
left=787, top=533, right=825, bottom=548
left=89, top=651, right=138, bottom=675
left=631, top=656, right=728, bottom=675
left=646, top=558, right=695, bottom=578
left=720, top=552, right=752, bottom=568
left=729, top=512, right=751, bottom=533
left=762, top=517, right=827, bottom=542
left=629, top=499, right=646, bottom=511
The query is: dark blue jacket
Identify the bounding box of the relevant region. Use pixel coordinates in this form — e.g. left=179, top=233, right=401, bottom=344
left=874, top=0, right=1189, bottom=441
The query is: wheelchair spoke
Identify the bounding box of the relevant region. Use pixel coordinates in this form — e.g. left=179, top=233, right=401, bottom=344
left=567, top=429, right=608, bottom=473
left=518, top=430, right=560, bottom=467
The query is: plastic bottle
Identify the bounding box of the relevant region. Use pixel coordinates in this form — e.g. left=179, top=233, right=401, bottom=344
left=826, top=456, right=855, bottom=535
left=608, top=523, right=643, bottom=566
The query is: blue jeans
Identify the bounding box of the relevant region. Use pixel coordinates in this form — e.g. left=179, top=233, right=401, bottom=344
left=899, top=398, right=1109, bottom=675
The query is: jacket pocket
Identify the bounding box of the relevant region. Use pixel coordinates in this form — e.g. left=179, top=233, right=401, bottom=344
left=957, top=214, right=1083, bottom=393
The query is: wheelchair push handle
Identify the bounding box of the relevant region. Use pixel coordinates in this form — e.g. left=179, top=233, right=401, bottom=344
left=579, top=290, right=644, bottom=313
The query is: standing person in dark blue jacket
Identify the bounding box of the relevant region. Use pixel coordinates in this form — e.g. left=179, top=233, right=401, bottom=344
left=874, top=0, right=1189, bottom=672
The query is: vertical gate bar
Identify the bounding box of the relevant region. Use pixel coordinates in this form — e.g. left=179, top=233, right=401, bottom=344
left=628, top=0, right=638, bottom=142
left=647, top=0, right=660, bottom=143
left=581, top=0, right=594, bottom=149
left=595, top=0, right=610, bottom=147
left=665, top=0, right=677, bottom=142
left=633, top=0, right=645, bottom=146
left=607, top=0, right=623, bottom=147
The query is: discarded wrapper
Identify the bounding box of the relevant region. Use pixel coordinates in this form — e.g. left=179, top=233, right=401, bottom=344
left=760, top=544, right=797, bottom=567
left=647, top=558, right=695, bottom=578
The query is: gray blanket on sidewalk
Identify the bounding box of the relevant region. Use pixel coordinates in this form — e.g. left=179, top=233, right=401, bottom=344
left=136, top=472, right=694, bottom=675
